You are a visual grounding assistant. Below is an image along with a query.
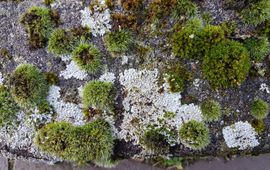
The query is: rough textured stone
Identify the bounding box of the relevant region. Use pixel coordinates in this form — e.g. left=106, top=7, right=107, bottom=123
left=13, top=159, right=73, bottom=170
left=186, top=154, right=270, bottom=170
left=13, top=159, right=164, bottom=170
left=0, top=156, right=8, bottom=170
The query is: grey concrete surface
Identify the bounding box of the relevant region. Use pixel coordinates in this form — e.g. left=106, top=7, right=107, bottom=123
left=12, top=159, right=163, bottom=170
left=0, top=157, right=8, bottom=170
left=185, top=154, right=270, bottom=170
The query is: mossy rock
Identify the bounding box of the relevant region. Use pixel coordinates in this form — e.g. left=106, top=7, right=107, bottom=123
left=48, top=27, right=90, bottom=55
left=165, top=64, right=192, bottom=93
left=0, top=85, right=19, bottom=127
left=250, top=99, right=269, bottom=120
left=82, top=81, right=115, bottom=113
left=241, top=0, right=270, bottom=26
left=179, top=120, right=210, bottom=150
left=20, top=6, right=59, bottom=49
left=202, top=39, right=250, bottom=88
left=201, top=99, right=222, bottom=122
left=104, top=30, right=133, bottom=54
left=35, top=119, right=114, bottom=166
left=9, top=64, right=49, bottom=108
left=244, top=36, right=270, bottom=62
left=140, top=128, right=170, bottom=154
left=172, top=19, right=225, bottom=60
left=72, top=43, right=102, bottom=73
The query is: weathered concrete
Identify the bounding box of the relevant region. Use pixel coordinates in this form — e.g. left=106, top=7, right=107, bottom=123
left=13, top=159, right=164, bottom=170
left=0, top=157, right=8, bottom=170
left=186, top=154, right=270, bottom=170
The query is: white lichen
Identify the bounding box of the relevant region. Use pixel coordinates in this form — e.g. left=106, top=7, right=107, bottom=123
left=0, top=72, right=4, bottom=85
left=259, top=83, right=270, bottom=94
left=118, top=69, right=202, bottom=145
left=0, top=111, right=58, bottom=161
left=222, top=121, right=259, bottom=150
left=99, top=72, right=116, bottom=83
left=60, top=55, right=88, bottom=80
left=81, top=0, right=111, bottom=37
left=121, top=55, right=129, bottom=65
left=47, top=85, right=85, bottom=126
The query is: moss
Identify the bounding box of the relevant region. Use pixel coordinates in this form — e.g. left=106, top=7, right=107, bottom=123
left=43, top=0, right=55, bottom=6
left=72, top=43, right=102, bottom=73
left=44, top=72, right=58, bottom=85
left=201, top=99, right=222, bottom=122
left=250, top=99, right=269, bottom=119
left=251, top=119, right=265, bottom=134
left=244, top=36, right=270, bottom=62
left=20, top=6, right=59, bottom=49
left=165, top=64, right=192, bottom=93
left=148, top=0, right=177, bottom=22
left=179, top=120, right=210, bottom=150
left=111, top=13, right=138, bottom=30
left=0, top=48, right=12, bottom=60
left=35, top=119, right=114, bottom=166
left=48, top=28, right=73, bottom=55
left=9, top=64, right=49, bottom=108
left=104, top=30, right=133, bottom=54
left=172, top=19, right=225, bottom=60
left=256, top=20, right=270, bottom=37
left=0, top=85, right=19, bottom=127
left=48, top=27, right=90, bottom=56
left=140, top=128, right=170, bottom=154
left=219, top=21, right=237, bottom=36
left=150, top=157, right=183, bottom=170
left=82, top=81, right=115, bottom=113
left=202, top=39, right=250, bottom=88
left=241, top=0, right=270, bottom=26
left=172, top=0, right=198, bottom=19
left=171, top=18, right=203, bottom=59
left=121, top=0, right=143, bottom=11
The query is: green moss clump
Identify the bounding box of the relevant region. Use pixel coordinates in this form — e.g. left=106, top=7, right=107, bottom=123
left=241, top=0, right=270, bottom=26
left=256, top=20, right=270, bottom=37
left=140, top=128, right=170, bottom=154
left=82, top=81, right=115, bottom=113
left=201, top=99, right=221, bottom=122
left=171, top=18, right=203, bottom=59
left=173, top=0, right=198, bottom=19
left=179, top=120, right=210, bottom=150
left=202, top=39, right=250, bottom=88
left=200, top=25, right=225, bottom=50
left=9, top=64, right=49, bottom=108
left=121, top=0, right=143, bottom=11
left=35, top=119, right=114, bottom=166
left=104, top=30, right=133, bottom=54
left=72, top=43, right=102, bottom=73
left=44, top=0, right=55, bottom=6
left=48, top=27, right=90, bottom=56
left=44, top=72, right=58, bottom=85
left=244, top=36, right=270, bottom=62
left=165, top=64, right=191, bottom=93
left=172, top=20, right=225, bottom=60
left=0, top=48, right=12, bottom=60
left=20, top=6, right=59, bottom=49
left=0, top=85, right=19, bottom=127
left=148, top=0, right=197, bottom=22
left=251, top=119, right=265, bottom=134
left=250, top=99, right=269, bottom=119
left=47, top=29, right=74, bottom=55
